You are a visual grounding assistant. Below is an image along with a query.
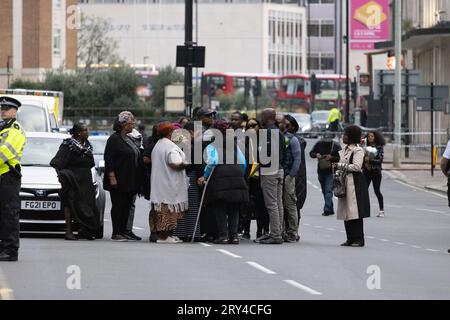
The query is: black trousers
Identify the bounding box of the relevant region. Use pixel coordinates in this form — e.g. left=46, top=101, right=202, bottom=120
left=364, top=169, right=384, bottom=211
left=110, top=191, right=135, bottom=236
left=0, top=172, right=21, bottom=255
left=344, top=219, right=364, bottom=243
left=215, top=201, right=240, bottom=240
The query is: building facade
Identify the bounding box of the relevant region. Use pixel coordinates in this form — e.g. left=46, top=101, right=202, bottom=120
left=402, top=0, right=450, bottom=146
left=0, top=0, right=78, bottom=88
left=306, top=0, right=343, bottom=74
left=78, top=0, right=307, bottom=75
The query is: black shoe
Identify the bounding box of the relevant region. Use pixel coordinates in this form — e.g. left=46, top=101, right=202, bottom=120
left=229, top=238, right=240, bottom=245
left=242, top=232, right=250, bottom=240
left=0, top=252, right=18, bottom=262
left=65, top=234, right=78, bottom=241
left=260, top=237, right=283, bottom=244
left=213, top=238, right=229, bottom=245
left=78, top=229, right=95, bottom=240
left=254, top=234, right=270, bottom=243
left=125, top=231, right=142, bottom=241
left=351, top=240, right=365, bottom=247
left=340, top=241, right=351, bottom=246
left=285, top=236, right=297, bottom=243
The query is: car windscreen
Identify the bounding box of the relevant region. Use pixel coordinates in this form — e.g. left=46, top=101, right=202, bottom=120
left=21, top=137, right=63, bottom=166
left=311, top=112, right=329, bottom=122
left=16, top=104, right=49, bottom=132
left=293, top=114, right=311, bottom=125
left=90, top=139, right=108, bottom=155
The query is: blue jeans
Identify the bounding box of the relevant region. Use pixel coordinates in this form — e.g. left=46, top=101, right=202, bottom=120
left=318, top=172, right=334, bottom=214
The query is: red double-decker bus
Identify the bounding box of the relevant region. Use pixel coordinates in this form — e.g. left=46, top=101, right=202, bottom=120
left=277, top=74, right=350, bottom=112
left=201, top=72, right=280, bottom=97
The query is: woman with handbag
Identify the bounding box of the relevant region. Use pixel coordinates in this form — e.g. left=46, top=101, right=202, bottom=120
left=334, top=125, right=370, bottom=247
left=309, top=132, right=341, bottom=216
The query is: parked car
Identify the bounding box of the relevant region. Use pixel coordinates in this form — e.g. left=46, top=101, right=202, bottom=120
left=19, top=132, right=106, bottom=238
left=311, top=110, right=330, bottom=137
left=89, top=135, right=109, bottom=178
left=288, top=113, right=312, bottom=137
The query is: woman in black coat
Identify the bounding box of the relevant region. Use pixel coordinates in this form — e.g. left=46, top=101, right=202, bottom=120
left=50, top=123, right=99, bottom=240
left=104, top=111, right=141, bottom=242
left=197, top=120, right=249, bottom=244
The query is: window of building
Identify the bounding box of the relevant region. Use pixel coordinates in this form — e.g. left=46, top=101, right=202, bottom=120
left=308, top=22, right=319, bottom=37
left=308, top=56, right=319, bottom=70
left=53, top=29, right=61, bottom=54
left=320, top=56, right=334, bottom=70
left=321, top=23, right=334, bottom=37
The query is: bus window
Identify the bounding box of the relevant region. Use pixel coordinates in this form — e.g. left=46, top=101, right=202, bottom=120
left=296, top=78, right=304, bottom=92
left=233, top=77, right=246, bottom=89
left=319, top=80, right=337, bottom=90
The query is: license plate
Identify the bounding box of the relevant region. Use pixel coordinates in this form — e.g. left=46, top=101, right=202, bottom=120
left=21, top=201, right=61, bottom=211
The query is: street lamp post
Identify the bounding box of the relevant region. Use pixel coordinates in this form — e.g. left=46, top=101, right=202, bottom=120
left=6, top=56, right=12, bottom=89
left=143, top=56, right=149, bottom=66
left=185, top=0, right=194, bottom=117
left=393, top=0, right=402, bottom=168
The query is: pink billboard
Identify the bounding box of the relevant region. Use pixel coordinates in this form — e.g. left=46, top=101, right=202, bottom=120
left=351, top=0, right=390, bottom=50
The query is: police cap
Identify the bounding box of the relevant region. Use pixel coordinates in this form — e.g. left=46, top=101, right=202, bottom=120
left=0, top=96, right=21, bottom=110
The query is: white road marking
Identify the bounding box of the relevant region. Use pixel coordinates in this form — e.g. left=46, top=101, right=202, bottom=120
left=132, top=226, right=144, bottom=230
left=367, top=236, right=375, bottom=239
left=394, top=180, right=447, bottom=199
left=217, top=249, right=242, bottom=259
left=246, top=262, right=277, bottom=275
left=416, top=208, right=445, bottom=214
left=0, top=268, right=14, bottom=300
left=326, top=228, right=335, bottom=231
left=411, top=245, right=422, bottom=249
left=386, top=204, right=401, bottom=208
left=425, top=249, right=439, bottom=252
left=303, top=223, right=311, bottom=226
left=314, top=226, right=323, bottom=229
left=394, top=242, right=405, bottom=246
left=283, top=280, right=323, bottom=296
left=199, top=243, right=212, bottom=247
left=379, top=239, right=390, bottom=242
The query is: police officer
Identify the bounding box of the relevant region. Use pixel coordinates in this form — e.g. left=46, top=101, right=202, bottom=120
left=0, top=97, right=26, bottom=262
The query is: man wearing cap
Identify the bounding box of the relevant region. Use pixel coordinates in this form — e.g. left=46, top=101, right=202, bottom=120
left=196, top=107, right=216, bottom=142
left=0, top=96, right=26, bottom=261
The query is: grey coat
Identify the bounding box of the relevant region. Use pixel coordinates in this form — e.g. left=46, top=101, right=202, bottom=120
left=336, top=144, right=371, bottom=221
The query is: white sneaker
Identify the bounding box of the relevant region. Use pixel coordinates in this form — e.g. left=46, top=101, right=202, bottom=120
left=377, top=211, right=385, bottom=218
left=157, top=236, right=182, bottom=244
left=172, top=236, right=182, bottom=242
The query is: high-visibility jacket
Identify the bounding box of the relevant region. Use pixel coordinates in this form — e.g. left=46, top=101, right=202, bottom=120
left=0, top=119, right=26, bottom=176
left=327, top=108, right=341, bottom=124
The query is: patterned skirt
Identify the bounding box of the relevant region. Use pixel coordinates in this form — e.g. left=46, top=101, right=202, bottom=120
left=150, top=203, right=185, bottom=233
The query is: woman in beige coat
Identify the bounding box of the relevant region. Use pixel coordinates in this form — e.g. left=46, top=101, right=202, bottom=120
left=334, top=125, right=370, bottom=247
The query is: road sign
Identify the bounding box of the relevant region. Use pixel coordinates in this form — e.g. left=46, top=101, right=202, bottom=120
left=416, top=85, right=449, bottom=112
left=373, top=70, right=421, bottom=100
left=356, top=65, right=361, bottom=71
left=164, top=84, right=185, bottom=112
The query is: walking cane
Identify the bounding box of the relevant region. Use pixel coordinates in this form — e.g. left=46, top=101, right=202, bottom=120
left=191, top=167, right=215, bottom=243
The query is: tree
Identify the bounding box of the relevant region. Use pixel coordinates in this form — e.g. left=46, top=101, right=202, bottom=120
left=150, top=66, right=184, bottom=111
left=77, top=14, right=122, bottom=71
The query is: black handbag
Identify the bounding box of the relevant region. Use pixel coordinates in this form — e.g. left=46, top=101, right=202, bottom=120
left=318, top=141, right=334, bottom=171
left=333, top=151, right=354, bottom=199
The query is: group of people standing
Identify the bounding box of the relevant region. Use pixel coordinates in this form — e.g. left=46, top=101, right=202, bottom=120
left=52, top=107, right=386, bottom=248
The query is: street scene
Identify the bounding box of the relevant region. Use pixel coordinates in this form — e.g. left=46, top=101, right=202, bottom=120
left=0, top=0, right=450, bottom=303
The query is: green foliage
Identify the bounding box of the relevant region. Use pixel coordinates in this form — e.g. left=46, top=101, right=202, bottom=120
left=77, top=14, right=122, bottom=70
left=150, top=65, right=184, bottom=111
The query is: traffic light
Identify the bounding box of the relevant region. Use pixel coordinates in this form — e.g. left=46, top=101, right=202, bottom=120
left=253, top=79, right=262, bottom=97
left=244, top=79, right=251, bottom=97
left=310, top=73, right=321, bottom=95
left=351, top=80, right=357, bottom=101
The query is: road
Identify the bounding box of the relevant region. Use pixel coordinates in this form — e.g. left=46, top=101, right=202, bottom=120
left=1, top=138, right=450, bottom=300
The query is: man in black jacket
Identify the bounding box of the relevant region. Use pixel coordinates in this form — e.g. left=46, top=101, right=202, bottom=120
left=310, top=132, right=341, bottom=216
